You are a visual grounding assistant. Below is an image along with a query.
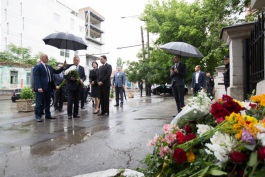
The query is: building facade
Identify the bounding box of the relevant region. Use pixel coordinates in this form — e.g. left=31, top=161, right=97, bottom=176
left=0, top=0, right=105, bottom=90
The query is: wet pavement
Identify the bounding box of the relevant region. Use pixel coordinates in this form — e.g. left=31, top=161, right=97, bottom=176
left=0, top=92, right=187, bottom=177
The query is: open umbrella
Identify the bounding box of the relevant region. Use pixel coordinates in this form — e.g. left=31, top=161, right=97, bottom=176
left=160, top=42, right=203, bottom=58
left=43, top=32, right=88, bottom=61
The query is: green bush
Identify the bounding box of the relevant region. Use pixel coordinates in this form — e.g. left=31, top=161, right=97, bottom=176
left=20, top=87, right=34, bottom=99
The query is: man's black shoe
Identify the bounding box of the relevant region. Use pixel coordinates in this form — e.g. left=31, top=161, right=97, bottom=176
left=59, top=109, right=64, bottom=112
left=68, top=115, right=72, bottom=119
left=114, top=104, right=119, bottom=107
left=45, top=116, right=56, bottom=119
left=81, top=107, right=85, bottom=109
left=98, top=112, right=105, bottom=116
left=36, top=119, right=42, bottom=122
left=73, top=115, right=80, bottom=118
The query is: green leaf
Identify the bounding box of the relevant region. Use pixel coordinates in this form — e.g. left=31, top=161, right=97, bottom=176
left=208, top=169, right=228, bottom=176
left=247, top=151, right=258, bottom=167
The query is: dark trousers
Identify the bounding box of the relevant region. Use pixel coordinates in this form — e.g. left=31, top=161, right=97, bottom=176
left=67, top=88, right=80, bottom=116
left=115, top=87, right=124, bottom=105
left=99, top=85, right=110, bottom=114
left=193, top=84, right=202, bottom=96
left=172, top=85, right=185, bottom=112
left=79, top=87, right=85, bottom=108
left=54, top=87, right=65, bottom=110
left=35, top=84, right=52, bottom=119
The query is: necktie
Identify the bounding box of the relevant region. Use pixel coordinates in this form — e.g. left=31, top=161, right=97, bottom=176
left=101, top=64, right=104, bottom=73
left=45, top=64, right=51, bottom=82
left=60, top=72, right=63, bottom=78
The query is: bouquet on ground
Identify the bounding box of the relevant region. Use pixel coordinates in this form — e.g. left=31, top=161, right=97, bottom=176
left=171, top=91, right=213, bottom=127
left=140, top=93, right=265, bottom=177
left=59, top=65, right=83, bottom=88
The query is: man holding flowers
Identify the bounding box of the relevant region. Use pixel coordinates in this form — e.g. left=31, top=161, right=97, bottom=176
left=65, top=55, right=86, bottom=119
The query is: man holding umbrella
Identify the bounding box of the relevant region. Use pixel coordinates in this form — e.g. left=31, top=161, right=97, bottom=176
left=170, top=55, right=187, bottom=116
left=112, top=66, right=126, bottom=107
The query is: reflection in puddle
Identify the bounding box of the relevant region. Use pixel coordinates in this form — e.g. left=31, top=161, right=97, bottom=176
left=30, top=129, right=92, bottom=156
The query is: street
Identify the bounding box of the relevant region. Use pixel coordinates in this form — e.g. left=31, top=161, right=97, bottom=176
left=0, top=93, right=182, bottom=177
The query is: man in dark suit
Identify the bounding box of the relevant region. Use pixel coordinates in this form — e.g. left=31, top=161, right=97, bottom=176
left=53, top=63, right=65, bottom=112
left=112, top=66, right=126, bottom=107
left=34, top=54, right=65, bottom=122
left=65, top=55, right=86, bottom=119
left=98, top=55, right=112, bottom=116
left=191, top=65, right=206, bottom=96
left=170, top=55, right=187, bottom=115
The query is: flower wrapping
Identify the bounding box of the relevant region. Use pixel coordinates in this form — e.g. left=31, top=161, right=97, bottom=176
left=171, top=91, right=212, bottom=127
left=59, top=65, right=83, bottom=88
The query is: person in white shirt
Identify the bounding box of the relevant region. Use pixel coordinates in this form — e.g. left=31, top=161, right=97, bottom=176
left=191, top=65, right=206, bottom=96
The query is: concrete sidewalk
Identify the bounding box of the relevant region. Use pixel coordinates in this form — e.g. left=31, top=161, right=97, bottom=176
left=0, top=94, right=11, bottom=101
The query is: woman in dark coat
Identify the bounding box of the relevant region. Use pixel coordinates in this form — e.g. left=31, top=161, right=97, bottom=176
left=89, top=61, right=100, bottom=114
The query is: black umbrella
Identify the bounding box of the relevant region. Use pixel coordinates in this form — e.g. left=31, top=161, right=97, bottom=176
left=123, top=88, right=127, bottom=102
left=160, top=42, right=203, bottom=58
left=43, top=32, right=88, bottom=61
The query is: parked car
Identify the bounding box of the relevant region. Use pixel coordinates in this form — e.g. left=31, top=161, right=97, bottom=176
left=11, top=88, right=21, bottom=102
left=11, top=88, right=54, bottom=106
left=151, top=84, right=188, bottom=95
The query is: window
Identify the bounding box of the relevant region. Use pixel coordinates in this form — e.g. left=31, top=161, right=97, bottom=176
left=26, top=72, right=30, bottom=85
left=10, top=71, right=18, bottom=84
left=60, top=50, right=69, bottom=58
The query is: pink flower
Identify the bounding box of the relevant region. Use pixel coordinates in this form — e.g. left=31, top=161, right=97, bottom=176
left=165, top=132, right=176, bottom=145
left=163, top=124, right=173, bottom=134
left=147, top=134, right=160, bottom=146
left=159, top=146, right=171, bottom=157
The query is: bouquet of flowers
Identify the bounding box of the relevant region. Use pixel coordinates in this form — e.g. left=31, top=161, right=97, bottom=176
left=140, top=93, right=265, bottom=177
left=59, top=65, right=83, bottom=88
left=171, top=91, right=213, bottom=127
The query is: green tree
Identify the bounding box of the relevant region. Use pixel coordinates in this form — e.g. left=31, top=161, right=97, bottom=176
left=126, top=0, right=251, bottom=86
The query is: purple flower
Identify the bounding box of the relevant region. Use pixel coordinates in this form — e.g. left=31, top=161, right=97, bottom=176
left=241, top=128, right=256, bottom=145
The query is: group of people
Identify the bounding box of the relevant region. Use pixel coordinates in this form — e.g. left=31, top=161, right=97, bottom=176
left=32, top=54, right=123, bottom=122
left=170, top=54, right=229, bottom=116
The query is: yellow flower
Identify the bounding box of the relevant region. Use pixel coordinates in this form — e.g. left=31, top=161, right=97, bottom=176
left=186, top=150, right=195, bottom=163
left=233, top=99, right=244, bottom=108
left=260, top=99, right=265, bottom=107
left=251, top=95, right=261, bottom=103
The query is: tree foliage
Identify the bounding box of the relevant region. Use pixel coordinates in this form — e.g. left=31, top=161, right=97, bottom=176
left=126, top=0, right=252, bottom=85
left=0, top=44, right=57, bottom=67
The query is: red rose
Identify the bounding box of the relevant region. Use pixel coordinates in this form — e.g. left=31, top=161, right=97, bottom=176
left=173, top=148, right=187, bottom=164
left=258, top=146, right=265, bottom=160
left=216, top=117, right=225, bottom=124
left=249, top=102, right=257, bottom=109
left=183, top=125, right=193, bottom=133
left=229, top=151, right=247, bottom=163
left=176, top=131, right=186, bottom=144
left=186, top=133, right=196, bottom=141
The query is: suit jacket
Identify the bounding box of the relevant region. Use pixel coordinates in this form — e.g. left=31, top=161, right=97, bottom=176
left=65, top=64, right=86, bottom=91
left=34, top=63, right=64, bottom=91
left=113, top=71, right=126, bottom=87
left=170, top=62, right=187, bottom=87
left=53, top=72, right=64, bottom=86
left=98, top=63, right=112, bottom=87
left=191, top=71, right=206, bottom=89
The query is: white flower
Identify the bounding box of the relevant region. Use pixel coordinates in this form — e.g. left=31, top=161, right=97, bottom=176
left=205, top=131, right=237, bottom=164
left=64, top=65, right=77, bottom=75
left=257, top=133, right=265, bottom=146
left=196, top=124, right=213, bottom=137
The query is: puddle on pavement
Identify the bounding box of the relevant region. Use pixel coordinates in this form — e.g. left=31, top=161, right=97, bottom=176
left=30, top=129, right=92, bottom=156
left=134, top=117, right=168, bottom=120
